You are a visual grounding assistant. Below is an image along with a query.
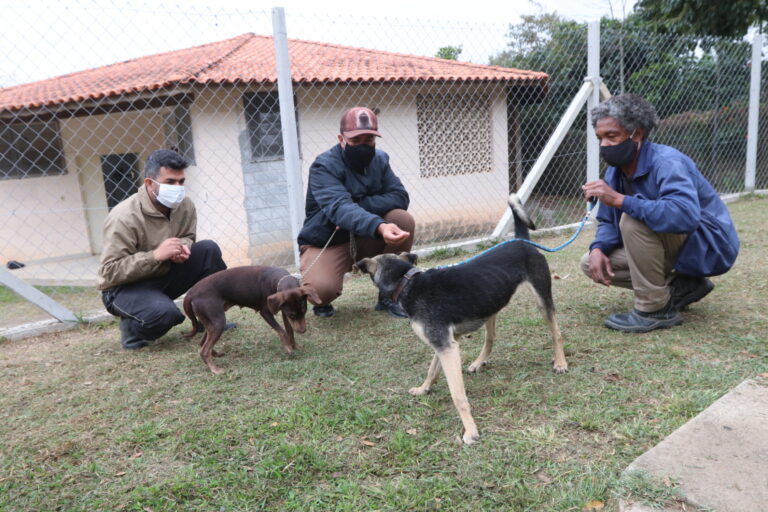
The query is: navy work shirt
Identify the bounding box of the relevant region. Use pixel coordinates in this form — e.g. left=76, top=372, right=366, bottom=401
left=298, top=144, right=410, bottom=247
left=590, top=141, right=739, bottom=276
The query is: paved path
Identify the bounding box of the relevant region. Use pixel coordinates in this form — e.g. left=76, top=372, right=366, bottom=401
left=620, top=379, right=768, bottom=512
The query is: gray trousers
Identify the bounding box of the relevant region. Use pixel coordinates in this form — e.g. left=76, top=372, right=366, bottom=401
left=580, top=214, right=687, bottom=312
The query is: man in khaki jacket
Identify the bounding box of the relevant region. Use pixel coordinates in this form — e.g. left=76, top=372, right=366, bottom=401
left=99, top=149, right=227, bottom=349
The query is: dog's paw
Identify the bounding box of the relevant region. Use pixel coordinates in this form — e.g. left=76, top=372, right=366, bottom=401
left=462, top=429, right=480, bottom=445
left=409, top=386, right=430, bottom=396
left=467, top=360, right=489, bottom=373
left=209, top=366, right=224, bottom=375
left=552, top=362, right=568, bottom=374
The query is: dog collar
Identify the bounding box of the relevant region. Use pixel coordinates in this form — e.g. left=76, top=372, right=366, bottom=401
left=391, top=267, right=423, bottom=303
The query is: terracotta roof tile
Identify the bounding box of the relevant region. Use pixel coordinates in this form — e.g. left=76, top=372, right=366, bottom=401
left=0, top=33, right=548, bottom=112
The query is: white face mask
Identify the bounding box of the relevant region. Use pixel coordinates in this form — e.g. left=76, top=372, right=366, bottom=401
left=151, top=180, right=185, bottom=209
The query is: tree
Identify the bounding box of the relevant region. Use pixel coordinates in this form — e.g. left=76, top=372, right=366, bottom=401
left=435, top=45, right=462, bottom=60
left=633, top=0, right=768, bottom=37
left=488, top=12, right=754, bottom=197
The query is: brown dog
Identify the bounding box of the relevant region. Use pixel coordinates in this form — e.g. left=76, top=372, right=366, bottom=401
left=182, top=266, right=319, bottom=374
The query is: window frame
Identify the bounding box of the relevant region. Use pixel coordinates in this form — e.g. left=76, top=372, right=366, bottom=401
left=243, top=91, right=299, bottom=163
left=163, top=104, right=196, bottom=165
left=0, top=118, right=67, bottom=180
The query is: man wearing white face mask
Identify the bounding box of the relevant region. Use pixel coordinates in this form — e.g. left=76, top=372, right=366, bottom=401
left=98, top=149, right=228, bottom=349
left=579, top=94, right=739, bottom=333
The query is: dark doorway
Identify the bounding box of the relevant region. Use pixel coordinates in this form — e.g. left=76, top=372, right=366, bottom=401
left=100, top=153, right=140, bottom=209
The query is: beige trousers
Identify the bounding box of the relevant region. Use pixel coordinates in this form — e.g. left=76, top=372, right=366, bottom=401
left=580, top=213, right=687, bottom=312
left=300, top=209, right=415, bottom=306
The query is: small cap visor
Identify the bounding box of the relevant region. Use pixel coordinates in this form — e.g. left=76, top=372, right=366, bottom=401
left=341, top=128, right=382, bottom=138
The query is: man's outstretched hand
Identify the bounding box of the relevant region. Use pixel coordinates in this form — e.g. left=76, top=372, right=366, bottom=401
left=377, top=223, right=410, bottom=245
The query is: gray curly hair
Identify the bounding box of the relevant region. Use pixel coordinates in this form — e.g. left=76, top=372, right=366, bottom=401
left=590, top=94, right=658, bottom=140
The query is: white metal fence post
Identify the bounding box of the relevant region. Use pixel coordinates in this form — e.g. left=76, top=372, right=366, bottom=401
left=586, top=20, right=601, bottom=185
left=745, top=32, right=763, bottom=192
left=272, top=7, right=304, bottom=268
left=491, top=79, right=595, bottom=238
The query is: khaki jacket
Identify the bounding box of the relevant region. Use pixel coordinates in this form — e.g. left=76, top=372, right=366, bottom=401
left=97, top=186, right=196, bottom=290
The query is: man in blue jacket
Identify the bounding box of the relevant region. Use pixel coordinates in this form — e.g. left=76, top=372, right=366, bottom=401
left=580, top=94, right=739, bottom=333
left=298, top=106, right=415, bottom=318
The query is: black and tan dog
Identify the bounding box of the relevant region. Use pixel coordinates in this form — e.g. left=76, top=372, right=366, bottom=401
left=183, top=266, right=319, bottom=374
left=356, top=194, right=567, bottom=445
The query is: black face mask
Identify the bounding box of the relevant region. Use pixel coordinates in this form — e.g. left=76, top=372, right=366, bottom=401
left=600, top=133, right=638, bottom=167
left=343, top=143, right=375, bottom=172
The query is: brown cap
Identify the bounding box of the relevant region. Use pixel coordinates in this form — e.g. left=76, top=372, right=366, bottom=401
left=339, top=107, right=382, bottom=138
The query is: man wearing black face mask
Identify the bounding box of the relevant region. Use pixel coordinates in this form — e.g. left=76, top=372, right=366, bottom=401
left=580, top=94, right=739, bottom=333
left=297, top=106, right=414, bottom=318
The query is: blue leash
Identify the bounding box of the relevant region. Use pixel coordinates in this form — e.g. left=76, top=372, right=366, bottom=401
left=438, top=199, right=597, bottom=269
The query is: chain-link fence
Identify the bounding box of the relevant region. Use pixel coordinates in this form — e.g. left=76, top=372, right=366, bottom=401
left=1, top=3, right=765, bottom=330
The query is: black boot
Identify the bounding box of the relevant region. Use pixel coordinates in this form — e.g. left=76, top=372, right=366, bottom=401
left=670, top=274, right=714, bottom=311
left=313, top=304, right=336, bottom=318
left=119, top=318, right=148, bottom=350
left=604, top=299, right=681, bottom=333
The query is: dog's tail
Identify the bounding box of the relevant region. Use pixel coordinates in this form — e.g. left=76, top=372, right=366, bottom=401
left=182, top=295, right=199, bottom=338
left=508, top=193, right=536, bottom=240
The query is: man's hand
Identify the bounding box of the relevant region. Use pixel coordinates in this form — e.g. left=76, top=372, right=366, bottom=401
left=170, top=244, right=190, bottom=264
left=587, top=248, right=614, bottom=286
left=377, top=223, right=410, bottom=245
left=153, top=238, right=190, bottom=263
left=582, top=180, right=624, bottom=209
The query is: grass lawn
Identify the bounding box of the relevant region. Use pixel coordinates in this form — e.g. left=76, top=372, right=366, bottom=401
left=0, top=285, right=103, bottom=329
left=1, top=196, right=766, bottom=512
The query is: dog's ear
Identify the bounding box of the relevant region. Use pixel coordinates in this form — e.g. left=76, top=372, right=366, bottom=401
left=299, top=285, right=321, bottom=306
left=266, top=292, right=284, bottom=315
left=397, top=252, right=418, bottom=265
left=355, top=257, right=376, bottom=275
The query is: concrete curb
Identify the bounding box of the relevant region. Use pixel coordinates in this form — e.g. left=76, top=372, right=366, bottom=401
left=0, top=309, right=114, bottom=341
left=618, top=379, right=768, bottom=512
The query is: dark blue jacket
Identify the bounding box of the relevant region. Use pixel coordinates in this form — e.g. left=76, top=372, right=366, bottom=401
left=590, top=141, right=739, bottom=276
left=298, top=144, right=410, bottom=247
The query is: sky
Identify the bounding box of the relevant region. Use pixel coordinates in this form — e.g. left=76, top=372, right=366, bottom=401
left=0, top=0, right=637, bottom=87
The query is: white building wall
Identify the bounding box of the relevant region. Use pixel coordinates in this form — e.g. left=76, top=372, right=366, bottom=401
left=1, top=80, right=512, bottom=266
left=296, top=82, right=510, bottom=243
left=187, top=87, right=251, bottom=266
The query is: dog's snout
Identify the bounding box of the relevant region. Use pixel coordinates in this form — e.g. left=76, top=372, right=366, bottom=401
left=289, top=317, right=307, bottom=333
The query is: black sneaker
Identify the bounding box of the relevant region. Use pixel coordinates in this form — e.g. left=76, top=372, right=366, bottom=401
left=670, top=274, right=714, bottom=311
left=313, top=304, right=336, bottom=318
left=375, top=293, right=408, bottom=319
left=604, top=300, right=682, bottom=333
left=196, top=322, right=237, bottom=334
left=120, top=318, right=148, bottom=350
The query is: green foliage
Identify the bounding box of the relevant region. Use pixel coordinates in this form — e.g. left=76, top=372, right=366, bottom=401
left=435, top=45, right=462, bottom=60
left=490, top=14, right=588, bottom=197
left=488, top=13, right=756, bottom=198
left=633, top=0, right=768, bottom=37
